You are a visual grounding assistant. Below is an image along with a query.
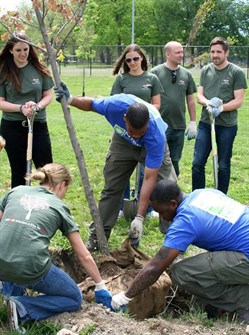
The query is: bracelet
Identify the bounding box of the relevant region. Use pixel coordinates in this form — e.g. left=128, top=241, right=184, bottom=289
left=19, top=104, right=23, bottom=114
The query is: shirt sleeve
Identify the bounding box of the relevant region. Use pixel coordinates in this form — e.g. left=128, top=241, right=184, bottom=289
left=110, top=75, right=123, bottom=95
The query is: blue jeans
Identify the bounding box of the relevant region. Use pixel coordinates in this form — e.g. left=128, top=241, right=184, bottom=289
left=192, top=121, right=237, bottom=194
left=166, top=127, right=185, bottom=177
left=2, top=264, right=82, bottom=321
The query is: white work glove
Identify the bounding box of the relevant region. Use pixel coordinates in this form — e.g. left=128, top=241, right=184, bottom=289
left=111, top=291, right=132, bottom=311
left=129, top=214, right=144, bottom=247
left=206, top=97, right=223, bottom=108
left=185, top=121, right=197, bottom=140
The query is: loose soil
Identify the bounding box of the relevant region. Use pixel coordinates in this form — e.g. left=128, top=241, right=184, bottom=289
left=48, top=240, right=247, bottom=335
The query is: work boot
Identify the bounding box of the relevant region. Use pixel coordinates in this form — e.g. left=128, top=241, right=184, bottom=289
left=85, top=239, right=99, bottom=252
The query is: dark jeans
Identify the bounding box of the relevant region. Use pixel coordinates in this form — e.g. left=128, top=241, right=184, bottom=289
left=166, top=127, right=185, bottom=177
left=1, top=119, right=53, bottom=188
left=192, top=121, right=237, bottom=194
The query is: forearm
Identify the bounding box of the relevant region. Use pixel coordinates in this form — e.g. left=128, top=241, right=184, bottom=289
left=125, top=263, right=162, bottom=298
left=78, top=253, right=102, bottom=283
left=187, top=96, right=196, bottom=121
left=137, top=169, right=159, bottom=217
left=0, top=100, right=22, bottom=113
left=70, top=96, right=93, bottom=111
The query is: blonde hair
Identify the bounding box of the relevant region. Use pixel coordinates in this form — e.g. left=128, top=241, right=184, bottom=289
left=30, top=163, right=72, bottom=188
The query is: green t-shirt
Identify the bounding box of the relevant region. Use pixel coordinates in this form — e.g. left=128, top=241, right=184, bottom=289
left=151, top=64, right=197, bottom=129
left=0, top=63, right=54, bottom=122
left=0, top=186, right=79, bottom=284
left=199, top=63, right=248, bottom=126
left=110, top=71, right=163, bottom=103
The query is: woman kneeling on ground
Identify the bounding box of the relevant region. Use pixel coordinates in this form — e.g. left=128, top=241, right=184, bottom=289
left=0, top=163, right=112, bottom=333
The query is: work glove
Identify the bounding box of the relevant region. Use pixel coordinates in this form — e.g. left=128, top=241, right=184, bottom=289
left=54, top=81, right=73, bottom=104
left=128, top=214, right=144, bottom=247
left=185, top=121, right=197, bottom=140
left=94, top=281, right=113, bottom=310
left=206, top=97, right=223, bottom=108
left=111, top=291, right=132, bottom=311
left=208, top=105, right=224, bottom=118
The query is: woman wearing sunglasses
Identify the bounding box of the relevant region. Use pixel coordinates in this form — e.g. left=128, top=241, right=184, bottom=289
left=111, top=44, right=164, bottom=219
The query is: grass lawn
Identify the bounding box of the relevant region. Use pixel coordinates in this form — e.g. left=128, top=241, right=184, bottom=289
left=0, top=65, right=248, bottom=256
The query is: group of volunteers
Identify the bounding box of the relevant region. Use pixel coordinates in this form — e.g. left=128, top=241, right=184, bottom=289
left=0, top=31, right=248, bottom=333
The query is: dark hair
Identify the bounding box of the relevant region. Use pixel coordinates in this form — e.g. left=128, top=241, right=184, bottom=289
left=209, top=37, right=229, bottom=52
left=125, top=103, right=149, bottom=129
left=112, top=44, right=148, bottom=75
left=150, top=180, right=181, bottom=203
left=0, top=32, right=51, bottom=91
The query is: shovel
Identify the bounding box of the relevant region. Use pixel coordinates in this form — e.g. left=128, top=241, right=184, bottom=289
left=207, top=107, right=218, bottom=189
left=123, top=163, right=142, bottom=221
left=23, top=106, right=37, bottom=186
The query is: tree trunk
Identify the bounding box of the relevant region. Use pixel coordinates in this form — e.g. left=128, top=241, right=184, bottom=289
left=32, top=0, right=109, bottom=255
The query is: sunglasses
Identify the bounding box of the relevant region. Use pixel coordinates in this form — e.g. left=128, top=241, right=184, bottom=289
left=171, top=70, right=177, bottom=84
left=125, top=56, right=140, bottom=64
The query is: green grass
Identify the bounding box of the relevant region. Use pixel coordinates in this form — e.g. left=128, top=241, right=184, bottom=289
left=0, top=65, right=248, bottom=333
left=0, top=65, right=248, bottom=252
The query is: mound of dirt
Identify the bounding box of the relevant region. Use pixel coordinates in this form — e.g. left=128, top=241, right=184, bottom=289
left=49, top=239, right=247, bottom=335
left=49, top=303, right=246, bottom=335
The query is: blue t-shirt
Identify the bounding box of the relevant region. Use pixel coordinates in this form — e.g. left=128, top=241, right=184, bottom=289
left=163, top=189, right=249, bottom=258
left=92, top=93, right=167, bottom=169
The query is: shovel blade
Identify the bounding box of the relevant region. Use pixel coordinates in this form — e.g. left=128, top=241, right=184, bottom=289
left=123, top=198, right=138, bottom=222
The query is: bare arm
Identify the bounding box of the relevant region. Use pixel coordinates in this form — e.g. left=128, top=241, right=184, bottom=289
left=66, top=231, right=102, bottom=283
left=222, top=89, right=245, bottom=111
left=186, top=94, right=196, bottom=121
left=197, top=85, right=209, bottom=107
left=151, top=94, right=161, bottom=110
left=125, top=247, right=180, bottom=298
left=0, top=210, right=3, bottom=220
left=70, top=96, right=94, bottom=111
left=137, top=167, right=159, bottom=217
left=0, top=97, right=23, bottom=113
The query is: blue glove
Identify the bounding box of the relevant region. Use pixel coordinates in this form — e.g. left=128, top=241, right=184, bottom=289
left=94, top=281, right=113, bottom=310
left=209, top=97, right=223, bottom=108
left=54, top=81, right=73, bottom=104
left=210, top=106, right=223, bottom=118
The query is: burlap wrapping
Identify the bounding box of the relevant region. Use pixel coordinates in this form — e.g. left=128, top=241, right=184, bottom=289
left=79, top=238, right=172, bottom=320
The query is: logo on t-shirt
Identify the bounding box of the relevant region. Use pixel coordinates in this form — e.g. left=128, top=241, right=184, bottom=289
left=32, top=78, right=41, bottom=85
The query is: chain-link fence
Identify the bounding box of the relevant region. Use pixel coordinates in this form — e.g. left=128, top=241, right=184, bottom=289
left=60, top=45, right=249, bottom=78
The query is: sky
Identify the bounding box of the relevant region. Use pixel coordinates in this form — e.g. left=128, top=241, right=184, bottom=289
left=0, top=0, right=31, bottom=12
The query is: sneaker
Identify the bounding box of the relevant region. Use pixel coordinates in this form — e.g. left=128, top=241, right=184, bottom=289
left=85, top=239, right=99, bottom=252
left=118, top=210, right=124, bottom=218
left=146, top=210, right=159, bottom=218
left=7, top=300, right=26, bottom=334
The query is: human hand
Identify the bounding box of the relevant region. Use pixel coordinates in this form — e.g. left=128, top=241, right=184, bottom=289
left=54, top=81, right=73, bottom=104
left=185, top=121, right=197, bottom=140
left=206, top=97, right=223, bottom=108
left=111, top=291, right=132, bottom=311
left=0, top=136, right=6, bottom=151
left=208, top=106, right=224, bottom=118
left=94, top=281, right=113, bottom=310
left=128, top=214, right=144, bottom=247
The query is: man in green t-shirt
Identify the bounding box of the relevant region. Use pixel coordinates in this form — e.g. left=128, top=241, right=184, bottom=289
left=192, top=36, right=248, bottom=194
left=151, top=41, right=197, bottom=176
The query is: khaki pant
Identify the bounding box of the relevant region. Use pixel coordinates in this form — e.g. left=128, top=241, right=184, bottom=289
left=89, top=133, right=177, bottom=240
left=171, top=250, right=249, bottom=317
